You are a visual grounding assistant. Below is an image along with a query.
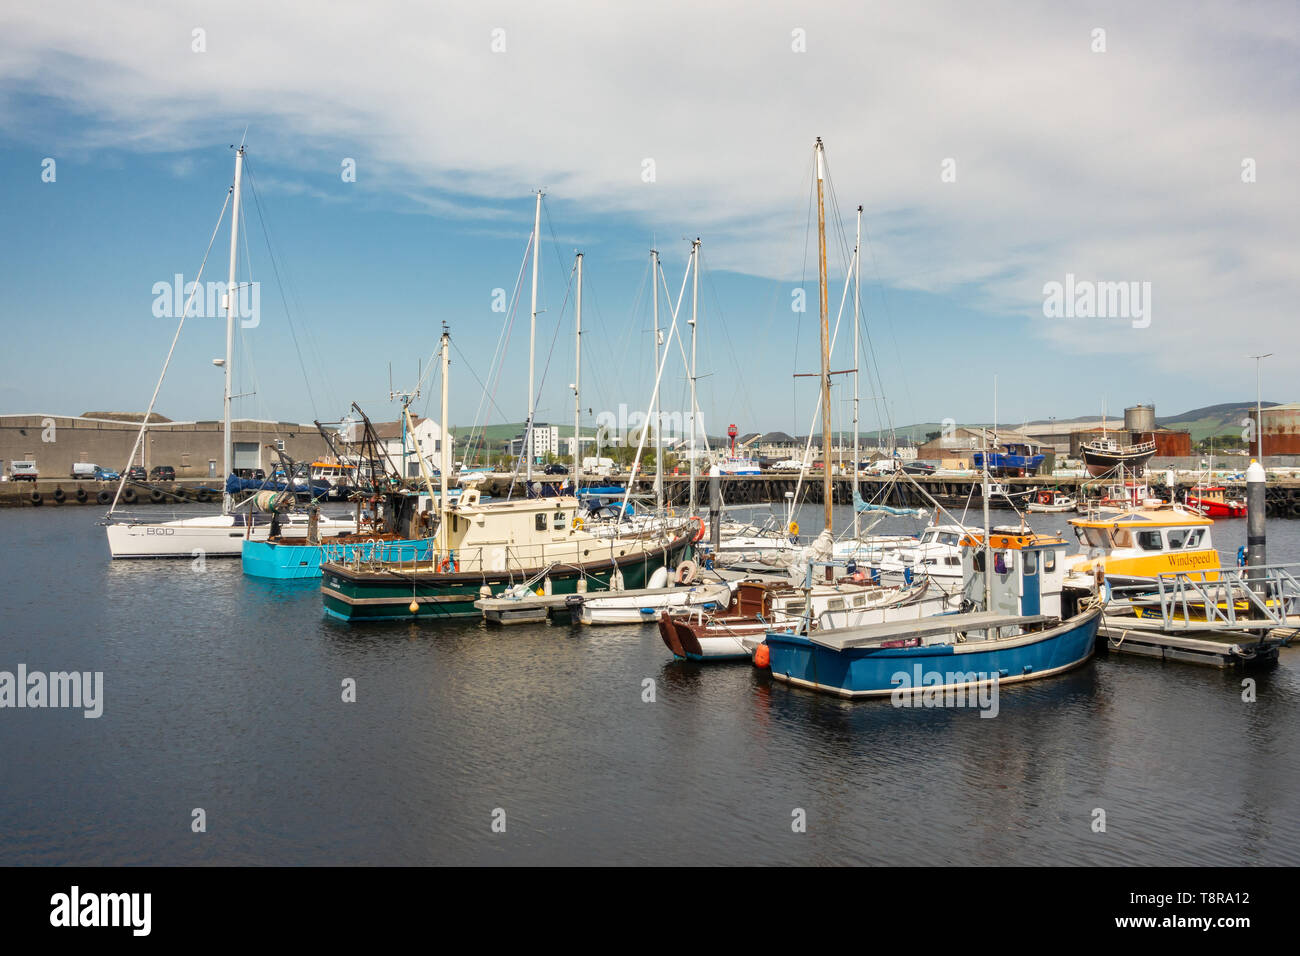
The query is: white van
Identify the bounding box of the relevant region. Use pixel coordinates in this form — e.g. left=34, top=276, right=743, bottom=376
left=71, top=462, right=99, bottom=479
left=9, top=460, right=38, bottom=481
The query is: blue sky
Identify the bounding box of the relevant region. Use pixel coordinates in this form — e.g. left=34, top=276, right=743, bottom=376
left=1, top=2, right=1295, bottom=440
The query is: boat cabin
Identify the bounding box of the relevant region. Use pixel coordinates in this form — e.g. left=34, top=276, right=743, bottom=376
left=1065, top=508, right=1218, bottom=583
left=959, top=528, right=1070, bottom=618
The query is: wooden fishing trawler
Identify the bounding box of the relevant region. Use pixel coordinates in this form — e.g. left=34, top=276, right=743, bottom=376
left=322, top=488, right=693, bottom=620
left=1080, top=436, right=1156, bottom=477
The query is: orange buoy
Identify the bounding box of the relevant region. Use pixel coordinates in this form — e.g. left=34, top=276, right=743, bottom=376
left=754, top=643, right=770, bottom=668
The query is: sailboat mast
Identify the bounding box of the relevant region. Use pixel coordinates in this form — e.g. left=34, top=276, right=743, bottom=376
left=652, top=249, right=663, bottom=514
left=222, top=145, right=244, bottom=514
left=815, top=138, right=832, bottom=533
left=573, top=252, right=582, bottom=497
left=689, top=238, right=700, bottom=516
left=527, top=189, right=542, bottom=485
left=853, top=204, right=862, bottom=541
left=439, top=327, right=451, bottom=556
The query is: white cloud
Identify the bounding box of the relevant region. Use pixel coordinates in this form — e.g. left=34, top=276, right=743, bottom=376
left=0, top=0, right=1295, bottom=380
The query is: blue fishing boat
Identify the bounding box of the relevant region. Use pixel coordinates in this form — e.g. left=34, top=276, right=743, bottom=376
left=243, top=536, right=433, bottom=579
left=761, top=528, right=1102, bottom=698
left=973, top=442, right=1044, bottom=477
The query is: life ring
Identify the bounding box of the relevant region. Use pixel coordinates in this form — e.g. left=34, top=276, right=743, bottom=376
left=689, top=516, right=706, bottom=542
left=675, top=560, right=699, bottom=585
left=29, top=491, right=42, bottom=506
left=149, top=489, right=165, bottom=503
left=439, top=557, right=460, bottom=573
left=52, top=487, right=66, bottom=503
left=573, top=516, right=584, bottom=530
left=122, top=488, right=137, bottom=504
left=75, top=488, right=88, bottom=503
left=96, top=490, right=111, bottom=505
left=788, top=521, right=799, bottom=536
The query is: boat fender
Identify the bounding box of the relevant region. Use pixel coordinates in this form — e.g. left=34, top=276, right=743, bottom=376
left=675, top=560, right=699, bottom=585
left=753, top=643, right=771, bottom=669
left=149, top=489, right=165, bottom=503
left=122, top=488, right=136, bottom=504
left=689, top=516, right=706, bottom=543
left=1237, top=546, right=1247, bottom=568
left=96, top=490, right=111, bottom=505
left=29, top=491, right=42, bottom=506
left=75, top=488, right=88, bottom=503
left=439, top=557, right=459, bottom=573
left=479, top=585, right=492, bottom=599
left=53, top=487, right=66, bottom=503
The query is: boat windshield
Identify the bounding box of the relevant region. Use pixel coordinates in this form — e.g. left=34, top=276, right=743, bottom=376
left=1136, top=530, right=1164, bottom=551
left=1081, top=526, right=1112, bottom=549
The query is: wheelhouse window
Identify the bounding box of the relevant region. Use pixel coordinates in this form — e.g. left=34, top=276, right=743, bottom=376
left=553, top=511, right=566, bottom=529
left=535, top=514, right=547, bottom=531
left=1044, top=551, right=1056, bottom=572
left=1166, top=528, right=1190, bottom=549
left=1137, top=530, right=1163, bottom=551
left=1184, top=528, right=1205, bottom=549
left=1023, top=551, right=1037, bottom=574
left=1082, top=527, right=1112, bottom=549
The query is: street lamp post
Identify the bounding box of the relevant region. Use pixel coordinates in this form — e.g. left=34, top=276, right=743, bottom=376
left=1249, top=353, right=1272, bottom=463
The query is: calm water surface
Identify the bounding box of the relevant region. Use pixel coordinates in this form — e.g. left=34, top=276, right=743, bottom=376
left=1, top=503, right=1297, bottom=865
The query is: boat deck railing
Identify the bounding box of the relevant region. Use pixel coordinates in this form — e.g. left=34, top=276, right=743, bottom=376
left=1106, top=563, right=1300, bottom=631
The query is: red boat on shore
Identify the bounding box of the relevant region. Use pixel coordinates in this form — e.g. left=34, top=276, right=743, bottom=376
left=1184, top=486, right=1246, bottom=518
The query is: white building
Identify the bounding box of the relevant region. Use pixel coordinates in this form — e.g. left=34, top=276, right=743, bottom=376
left=375, top=416, right=452, bottom=477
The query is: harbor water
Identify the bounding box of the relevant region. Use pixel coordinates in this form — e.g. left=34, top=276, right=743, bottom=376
left=2, top=503, right=1298, bottom=865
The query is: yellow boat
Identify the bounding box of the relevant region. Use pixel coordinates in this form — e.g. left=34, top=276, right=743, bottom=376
left=1065, top=506, right=1219, bottom=588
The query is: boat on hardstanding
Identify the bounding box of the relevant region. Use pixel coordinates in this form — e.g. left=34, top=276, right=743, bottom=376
left=1081, top=436, right=1156, bottom=477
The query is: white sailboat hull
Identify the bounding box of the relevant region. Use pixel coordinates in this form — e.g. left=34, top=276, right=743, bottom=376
left=105, top=513, right=358, bottom=559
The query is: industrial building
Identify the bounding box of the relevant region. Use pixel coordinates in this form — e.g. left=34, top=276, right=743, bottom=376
left=0, top=413, right=332, bottom=480
left=1248, top=402, right=1300, bottom=457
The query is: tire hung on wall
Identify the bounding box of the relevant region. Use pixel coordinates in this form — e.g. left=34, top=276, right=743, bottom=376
left=29, top=492, right=42, bottom=506
left=75, top=488, right=88, bottom=503
left=96, top=490, right=111, bottom=505
left=122, top=488, right=137, bottom=504
left=52, top=487, right=66, bottom=503
left=149, top=489, right=165, bottom=503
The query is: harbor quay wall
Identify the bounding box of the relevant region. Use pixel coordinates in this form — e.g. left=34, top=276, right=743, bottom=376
left=0, top=415, right=331, bottom=480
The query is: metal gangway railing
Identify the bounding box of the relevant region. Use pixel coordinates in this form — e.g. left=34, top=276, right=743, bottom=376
left=1106, top=563, right=1300, bottom=632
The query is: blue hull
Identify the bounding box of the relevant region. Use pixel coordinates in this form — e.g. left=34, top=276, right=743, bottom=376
left=243, top=538, right=433, bottom=579
left=764, top=607, right=1101, bottom=698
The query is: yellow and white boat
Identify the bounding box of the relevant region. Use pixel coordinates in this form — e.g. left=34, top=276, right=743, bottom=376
left=1065, top=506, right=1219, bottom=588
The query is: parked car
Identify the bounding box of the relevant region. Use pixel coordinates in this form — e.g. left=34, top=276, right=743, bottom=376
left=543, top=463, right=569, bottom=475
left=8, top=460, right=38, bottom=482
left=149, top=465, right=176, bottom=481
left=125, top=466, right=147, bottom=482
left=94, top=466, right=120, bottom=482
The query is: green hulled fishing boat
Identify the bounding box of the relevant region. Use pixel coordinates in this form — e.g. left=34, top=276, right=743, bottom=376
left=321, top=489, right=694, bottom=621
